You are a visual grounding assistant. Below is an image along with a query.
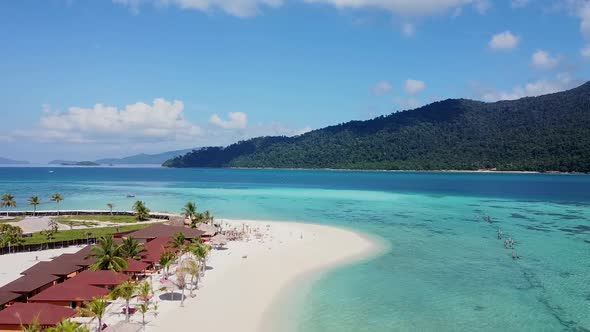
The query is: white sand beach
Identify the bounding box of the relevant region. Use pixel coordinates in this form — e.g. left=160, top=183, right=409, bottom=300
left=147, top=219, right=381, bottom=332
left=0, top=219, right=381, bottom=332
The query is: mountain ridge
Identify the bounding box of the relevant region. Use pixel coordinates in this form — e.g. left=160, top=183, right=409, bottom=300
left=162, top=81, right=588, bottom=172
left=0, top=157, right=29, bottom=165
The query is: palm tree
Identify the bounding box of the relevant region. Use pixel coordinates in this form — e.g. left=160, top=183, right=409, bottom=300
left=182, top=202, right=197, bottom=227
left=107, top=203, right=114, bottom=215
left=0, top=224, right=24, bottom=249
left=50, top=193, right=64, bottom=216
left=90, top=236, right=128, bottom=272
left=1, top=193, right=16, bottom=217
left=19, top=315, right=41, bottom=332
left=137, top=280, right=152, bottom=303
left=81, top=297, right=108, bottom=332
left=46, top=319, right=90, bottom=332
left=133, top=201, right=150, bottom=221
left=190, top=240, right=211, bottom=275
left=158, top=250, right=175, bottom=277
left=120, top=236, right=145, bottom=259
left=138, top=303, right=149, bottom=327
left=153, top=302, right=159, bottom=318
left=110, top=281, right=136, bottom=322
left=203, top=210, right=213, bottom=224
left=169, top=232, right=186, bottom=252
left=183, top=258, right=200, bottom=296
left=28, top=196, right=40, bottom=216
left=175, top=268, right=187, bottom=307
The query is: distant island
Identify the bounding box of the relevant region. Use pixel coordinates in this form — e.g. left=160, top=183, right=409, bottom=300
left=0, top=157, right=29, bottom=165
left=95, top=148, right=195, bottom=165
left=46, top=148, right=196, bottom=166
left=164, top=82, right=590, bottom=173
left=58, top=161, right=100, bottom=166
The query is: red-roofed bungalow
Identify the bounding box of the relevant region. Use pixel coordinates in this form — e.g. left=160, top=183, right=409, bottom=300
left=124, top=259, right=150, bottom=277
left=28, top=279, right=109, bottom=308
left=72, top=270, right=129, bottom=290
left=0, top=274, right=60, bottom=301
left=0, top=303, right=76, bottom=330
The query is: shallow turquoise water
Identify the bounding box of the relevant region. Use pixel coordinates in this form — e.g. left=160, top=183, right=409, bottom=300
left=0, top=167, right=589, bottom=331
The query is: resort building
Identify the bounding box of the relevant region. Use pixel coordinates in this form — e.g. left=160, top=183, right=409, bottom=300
left=0, top=223, right=208, bottom=330
left=0, top=303, right=76, bottom=331
left=28, top=281, right=109, bottom=308
left=125, top=224, right=205, bottom=243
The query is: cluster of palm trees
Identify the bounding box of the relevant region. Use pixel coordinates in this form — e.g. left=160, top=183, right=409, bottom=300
left=133, top=201, right=150, bottom=221
left=168, top=232, right=212, bottom=303
left=1, top=192, right=65, bottom=217
left=182, top=202, right=214, bottom=228
left=90, top=235, right=147, bottom=272
left=0, top=224, right=24, bottom=249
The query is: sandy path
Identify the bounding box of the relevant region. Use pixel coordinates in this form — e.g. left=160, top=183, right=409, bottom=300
left=0, top=246, right=84, bottom=286
left=146, top=219, right=381, bottom=332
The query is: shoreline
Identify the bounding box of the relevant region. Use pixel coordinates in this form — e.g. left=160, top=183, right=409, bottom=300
left=148, top=219, right=384, bottom=332
left=1, top=164, right=588, bottom=175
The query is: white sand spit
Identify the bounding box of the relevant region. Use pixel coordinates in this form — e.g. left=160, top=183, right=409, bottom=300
left=147, top=219, right=380, bottom=332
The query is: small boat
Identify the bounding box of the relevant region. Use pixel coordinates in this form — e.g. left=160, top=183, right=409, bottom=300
left=126, top=194, right=136, bottom=198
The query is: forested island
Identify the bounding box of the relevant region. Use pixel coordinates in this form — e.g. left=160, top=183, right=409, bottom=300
left=164, top=82, right=590, bottom=172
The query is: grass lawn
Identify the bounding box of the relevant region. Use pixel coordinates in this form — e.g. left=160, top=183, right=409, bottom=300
left=23, top=223, right=154, bottom=245
left=55, top=219, right=100, bottom=228
left=0, top=216, right=24, bottom=224
left=53, top=214, right=140, bottom=223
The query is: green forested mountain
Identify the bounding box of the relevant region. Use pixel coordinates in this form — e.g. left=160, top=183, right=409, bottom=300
left=164, top=82, right=590, bottom=172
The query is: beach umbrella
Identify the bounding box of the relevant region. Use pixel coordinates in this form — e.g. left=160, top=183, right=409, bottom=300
left=196, top=223, right=218, bottom=236
left=210, top=234, right=228, bottom=248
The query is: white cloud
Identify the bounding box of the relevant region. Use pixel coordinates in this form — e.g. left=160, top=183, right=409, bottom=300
left=209, top=112, right=248, bottom=129
left=20, top=98, right=201, bottom=143
left=480, top=74, right=576, bottom=102
left=473, top=0, right=491, bottom=14
left=511, top=0, right=529, bottom=8
left=303, top=0, right=476, bottom=17
left=113, top=0, right=284, bottom=17
left=581, top=45, right=590, bottom=57
left=401, top=23, right=415, bottom=36
left=0, top=136, right=13, bottom=143
left=372, top=80, right=393, bottom=96
left=404, top=79, right=426, bottom=94
left=488, top=31, right=519, bottom=50
left=579, top=2, right=590, bottom=39
left=115, top=0, right=492, bottom=18
left=531, top=49, right=560, bottom=69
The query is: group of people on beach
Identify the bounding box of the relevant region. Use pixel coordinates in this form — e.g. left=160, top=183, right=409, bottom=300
left=497, top=226, right=520, bottom=260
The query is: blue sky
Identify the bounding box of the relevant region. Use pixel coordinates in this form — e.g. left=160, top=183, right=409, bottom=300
left=0, top=0, right=589, bottom=163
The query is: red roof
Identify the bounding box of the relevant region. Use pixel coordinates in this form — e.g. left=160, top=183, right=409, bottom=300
left=127, top=224, right=205, bottom=240
left=0, top=291, right=21, bottom=307
left=1, top=274, right=59, bottom=294
left=21, top=260, right=83, bottom=277
left=124, top=259, right=150, bottom=273
left=141, top=237, right=172, bottom=263
left=72, top=270, right=129, bottom=287
left=29, top=280, right=109, bottom=303
left=0, top=303, right=76, bottom=326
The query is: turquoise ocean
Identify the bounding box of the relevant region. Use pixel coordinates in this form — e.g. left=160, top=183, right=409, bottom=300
left=0, top=167, right=589, bottom=331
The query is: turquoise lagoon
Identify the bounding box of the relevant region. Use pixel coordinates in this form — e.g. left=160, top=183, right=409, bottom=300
left=0, top=167, right=588, bottom=331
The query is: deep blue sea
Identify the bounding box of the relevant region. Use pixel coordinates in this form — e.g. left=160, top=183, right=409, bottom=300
left=1, top=167, right=589, bottom=331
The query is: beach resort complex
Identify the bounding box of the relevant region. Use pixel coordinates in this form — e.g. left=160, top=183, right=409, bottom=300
left=0, top=206, right=377, bottom=331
